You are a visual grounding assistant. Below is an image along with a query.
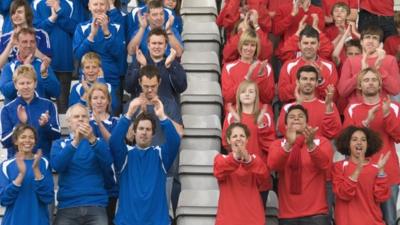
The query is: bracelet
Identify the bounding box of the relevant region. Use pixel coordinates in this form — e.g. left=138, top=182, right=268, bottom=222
left=104, top=33, right=112, bottom=39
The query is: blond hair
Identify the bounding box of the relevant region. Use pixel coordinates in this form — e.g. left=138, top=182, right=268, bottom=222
left=235, top=80, right=260, bottom=124
left=237, top=29, right=261, bottom=59
left=357, top=67, right=382, bottom=90
left=87, top=82, right=111, bottom=112
left=13, top=64, right=37, bottom=83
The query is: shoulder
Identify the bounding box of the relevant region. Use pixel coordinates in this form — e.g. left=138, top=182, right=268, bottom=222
left=223, top=60, right=241, bottom=73
left=0, top=158, right=16, bottom=177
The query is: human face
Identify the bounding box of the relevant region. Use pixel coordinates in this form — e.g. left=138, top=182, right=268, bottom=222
left=299, top=36, right=319, bottom=60
left=140, top=76, right=159, bottom=100
left=239, top=84, right=257, bottom=106
left=349, top=130, right=367, bottom=160
left=135, top=120, right=153, bottom=148
left=297, top=71, right=317, bottom=95
left=361, top=34, right=380, bottom=55
left=345, top=46, right=361, bottom=57
left=15, top=128, right=35, bottom=154
left=68, top=106, right=90, bottom=131
left=15, top=76, right=36, bottom=101
left=359, top=71, right=381, bottom=97
left=286, top=109, right=307, bottom=133
left=240, top=42, right=257, bottom=61
left=148, top=7, right=164, bottom=28
left=227, top=127, right=248, bottom=152
left=332, top=7, right=348, bottom=25
left=89, top=0, right=108, bottom=17
left=148, top=35, right=166, bottom=60
left=11, top=6, right=27, bottom=27
left=17, top=33, right=36, bottom=59
left=164, top=0, right=177, bottom=9
left=90, top=90, right=109, bottom=113
left=83, top=61, right=101, bottom=82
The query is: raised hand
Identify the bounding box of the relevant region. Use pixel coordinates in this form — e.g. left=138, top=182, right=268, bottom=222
left=227, top=103, right=240, bottom=122
left=136, top=47, right=147, bottom=66
left=374, top=44, right=386, bottom=69
left=165, top=14, right=175, bottom=31
left=376, top=152, right=391, bottom=172
left=126, top=96, right=147, bottom=118
left=138, top=11, right=148, bottom=28
left=40, top=58, right=50, bottom=78
left=97, top=14, right=110, bottom=34
left=256, top=104, right=267, bottom=127
left=16, top=151, right=26, bottom=175
left=151, top=97, right=167, bottom=120
left=364, top=104, right=380, bottom=127
left=285, top=123, right=297, bottom=148
left=248, top=9, right=259, bottom=28
left=291, top=0, right=300, bottom=16
left=38, top=110, right=50, bottom=127
left=303, top=125, right=318, bottom=149
left=382, top=97, right=391, bottom=117
left=361, top=51, right=368, bottom=69
left=245, top=61, right=259, bottom=80
left=294, top=83, right=303, bottom=104
left=165, top=48, right=176, bottom=68
left=311, top=13, right=320, bottom=32
left=88, top=18, right=99, bottom=42
left=23, top=53, right=34, bottom=65
left=296, top=15, right=308, bottom=36
left=17, top=105, right=28, bottom=124
left=257, top=59, right=268, bottom=76
left=32, top=149, right=42, bottom=170
left=325, top=84, right=335, bottom=113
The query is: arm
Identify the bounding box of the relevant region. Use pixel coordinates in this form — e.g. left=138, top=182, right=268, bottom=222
left=316, top=63, right=338, bottom=100
left=104, top=24, right=126, bottom=60
left=92, top=138, right=113, bottom=171
left=272, top=5, right=296, bottom=36
left=41, top=66, right=61, bottom=98
left=383, top=107, right=400, bottom=142
left=257, top=108, right=276, bottom=160
left=252, top=63, right=275, bottom=104
left=37, top=102, right=61, bottom=141
left=373, top=176, right=391, bottom=203
left=277, top=34, right=300, bottom=62
left=242, top=154, right=270, bottom=189
left=1, top=107, right=16, bottom=148
left=167, top=60, right=187, bottom=94
left=307, top=137, right=332, bottom=170
left=33, top=160, right=54, bottom=204
left=221, top=65, right=240, bottom=104
left=216, top=0, right=240, bottom=31
left=55, top=6, right=79, bottom=35
left=167, top=28, right=184, bottom=58
left=320, top=104, right=342, bottom=139
left=127, top=26, right=146, bottom=55
left=109, top=117, right=130, bottom=173
left=267, top=140, right=291, bottom=171
left=32, top=2, right=56, bottom=33
left=213, top=153, right=240, bottom=181
left=337, top=58, right=358, bottom=98
left=0, top=40, right=14, bottom=69
left=257, top=29, right=273, bottom=60
left=332, top=162, right=358, bottom=201
left=72, top=24, right=93, bottom=60
left=278, top=63, right=297, bottom=102
left=0, top=64, right=17, bottom=100
left=318, top=32, right=334, bottom=60
left=160, top=118, right=181, bottom=170
left=50, top=140, right=77, bottom=173
left=124, top=58, right=141, bottom=95
left=0, top=163, right=21, bottom=206
left=380, top=57, right=400, bottom=95
left=222, top=32, right=241, bottom=64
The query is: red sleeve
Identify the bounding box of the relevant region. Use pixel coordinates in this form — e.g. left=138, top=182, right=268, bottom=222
left=373, top=176, right=391, bottom=203
left=316, top=63, right=338, bottom=100
left=213, top=153, right=240, bottom=181
left=342, top=106, right=364, bottom=128
left=216, top=0, right=240, bottom=32
left=308, top=137, right=332, bottom=170
left=222, top=32, right=241, bottom=64
left=242, top=154, right=270, bottom=189
left=277, top=105, right=287, bottom=136
left=383, top=107, right=400, bottom=142
left=321, top=104, right=342, bottom=139
left=257, top=107, right=276, bottom=160
left=276, top=34, right=299, bottom=62
left=332, top=162, right=358, bottom=201
left=318, top=32, right=334, bottom=60
left=267, top=139, right=290, bottom=171
left=252, top=63, right=275, bottom=104
left=272, top=5, right=295, bottom=36
left=380, top=57, right=400, bottom=95
left=221, top=65, right=240, bottom=105
left=338, top=58, right=358, bottom=98
left=383, top=37, right=397, bottom=56
left=278, top=62, right=297, bottom=102
left=257, top=29, right=273, bottom=61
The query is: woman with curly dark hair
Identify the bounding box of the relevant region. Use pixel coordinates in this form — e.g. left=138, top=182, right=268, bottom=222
left=333, top=126, right=391, bottom=225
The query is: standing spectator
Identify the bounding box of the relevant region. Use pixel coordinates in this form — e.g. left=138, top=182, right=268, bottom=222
left=0, top=125, right=54, bottom=225
left=1, top=65, right=60, bottom=159
left=0, top=28, right=60, bottom=104
left=125, top=28, right=187, bottom=106
left=163, top=0, right=182, bottom=34
left=214, top=123, right=269, bottom=225
left=321, top=0, right=357, bottom=24
left=338, top=26, right=400, bottom=106
left=343, top=68, right=400, bottom=225
left=268, top=104, right=333, bottom=225
left=33, top=0, right=84, bottom=113
left=333, top=126, right=390, bottom=225
left=278, top=26, right=338, bottom=103
left=73, top=0, right=125, bottom=109
left=51, top=103, right=112, bottom=225
left=109, top=97, right=180, bottom=225
left=0, top=0, right=34, bottom=33
left=222, top=29, right=275, bottom=112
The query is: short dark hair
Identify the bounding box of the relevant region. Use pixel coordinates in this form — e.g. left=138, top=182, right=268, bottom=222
left=360, top=25, right=384, bottom=42
left=10, top=0, right=33, bottom=27
left=285, top=104, right=309, bottom=124
left=12, top=124, right=37, bottom=150
left=225, top=123, right=250, bottom=142
left=16, top=27, right=36, bottom=41
left=296, top=65, right=319, bottom=80
left=133, top=112, right=156, bottom=135
left=299, top=25, right=320, bottom=42
left=139, top=65, right=161, bottom=82
left=331, top=2, right=350, bottom=16
left=344, top=39, right=362, bottom=50
left=335, top=126, right=382, bottom=157
left=147, top=27, right=168, bottom=43
left=148, top=0, right=163, bottom=11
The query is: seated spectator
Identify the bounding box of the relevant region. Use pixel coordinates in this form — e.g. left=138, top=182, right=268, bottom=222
left=332, top=35, right=362, bottom=68
left=125, top=28, right=187, bottom=105
left=214, top=122, right=269, bottom=225
left=1, top=65, right=60, bottom=159
left=51, top=103, right=112, bottom=225
left=333, top=126, right=390, bottom=225
left=127, top=0, right=183, bottom=57
left=338, top=26, right=400, bottom=105
left=384, top=12, right=400, bottom=69
left=0, top=28, right=60, bottom=104
left=69, top=52, right=118, bottom=114
left=163, top=0, right=182, bottom=34
left=109, top=97, right=180, bottom=225
left=73, top=0, right=125, bottom=99
left=277, top=65, right=341, bottom=139
left=278, top=25, right=338, bottom=103
left=222, top=29, right=275, bottom=112
left=222, top=10, right=273, bottom=64
left=217, top=0, right=271, bottom=40
left=0, top=125, right=54, bottom=225
left=0, top=0, right=34, bottom=34
left=268, top=104, right=333, bottom=225
left=321, top=0, right=357, bottom=24
left=343, top=68, right=400, bottom=225
left=33, top=0, right=85, bottom=113
left=0, top=0, right=51, bottom=69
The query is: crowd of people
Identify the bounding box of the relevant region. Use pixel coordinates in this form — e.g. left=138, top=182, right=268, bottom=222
left=0, top=0, right=399, bottom=225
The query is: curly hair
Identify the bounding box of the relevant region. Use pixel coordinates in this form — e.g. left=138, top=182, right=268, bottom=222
left=335, top=126, right=383, bottom=157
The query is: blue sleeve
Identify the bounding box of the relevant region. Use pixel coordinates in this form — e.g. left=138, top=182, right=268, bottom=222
left=73, top=25, right=92, bottom=60
left=0, top=163, right=21, bottom=206
left=68, top=83, right=82, bottom=107
left=33, top=160, right=54, bottom=204
left=109, top=84, right=119, bottom=114
left=50, top=140, right=77, bottom=173
left=0, top=106, right=15, bottom=148
left=172, top=12, right=182, bottom=34
left=168, top=60, right=187, bottom=94
left=126, top=11, right=139, bottom=41
left=0, top=34, right=9, bottom=53
left=32, top=2, right=55, bottom=34
left=160, top=119, right=181, bottom=171
left=105, top=25, right=125, bottom=60
left=36, top=30, right=52, bottom=57
left=124, top=58, right=141, bottom=95
left=109, top=117, right=130, bottom=173
left=42, top=67, right=61, bottom=98
left=0, top=64, right=17, bottom=100
left=55, top=6, right=79, bottom=35
left=0, top=0, right=12, bottom=15
left=92, top=138, right=113, bottom=171
left=108, top=8, right=125, bottom=25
